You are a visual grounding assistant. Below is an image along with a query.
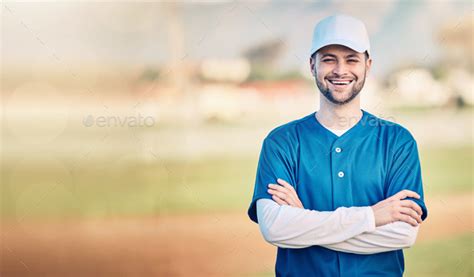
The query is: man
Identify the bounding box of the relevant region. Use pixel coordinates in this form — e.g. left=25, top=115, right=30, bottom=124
left=247, top=14, right=428, bottom=276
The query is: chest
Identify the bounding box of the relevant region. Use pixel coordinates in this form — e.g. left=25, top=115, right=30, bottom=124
left=295, top=135, right=388, bottom=211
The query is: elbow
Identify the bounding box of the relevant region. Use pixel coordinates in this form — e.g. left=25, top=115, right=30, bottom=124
left=400, top=225, right=419, bottom=248
left=264, top=235, right=279, bottom=246
left=259, top=226, right=304, bottom=249
left=404, top=233, right=418, bottom=248
left=256, top=201, right=288, bottom=246
left=259, top=224, right=281, bottom=245
left=259, top=223, right=297, bottom=247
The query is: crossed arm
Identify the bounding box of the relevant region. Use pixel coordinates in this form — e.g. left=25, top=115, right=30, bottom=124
left=256, top=179, right=423, bottom=254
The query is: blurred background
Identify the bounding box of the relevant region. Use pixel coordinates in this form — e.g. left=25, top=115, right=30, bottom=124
left=1, top=1, right=472, bottom=276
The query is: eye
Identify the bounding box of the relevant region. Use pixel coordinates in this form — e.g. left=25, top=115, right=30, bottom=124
left=322, top=59, right=335, bottom=62
left=348, top=59, right=359, bottom=63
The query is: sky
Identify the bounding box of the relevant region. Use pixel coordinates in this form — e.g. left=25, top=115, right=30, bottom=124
left=2, top=0, right=471, bottom=78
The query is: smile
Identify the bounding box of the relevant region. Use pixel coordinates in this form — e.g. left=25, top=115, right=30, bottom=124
left=327, top=79, right=354, bottom=85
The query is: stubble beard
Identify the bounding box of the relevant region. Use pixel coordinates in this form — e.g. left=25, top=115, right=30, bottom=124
left=315, top=70, right=366, bottom=105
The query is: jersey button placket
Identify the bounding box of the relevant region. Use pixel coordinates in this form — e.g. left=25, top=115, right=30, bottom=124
left=331, top=142, right=346, bottom=210
left=335, top=147, right=344, bottom=178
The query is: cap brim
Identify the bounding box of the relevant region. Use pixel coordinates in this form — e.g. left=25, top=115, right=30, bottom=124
left=310, top=39, right=369, bottom=57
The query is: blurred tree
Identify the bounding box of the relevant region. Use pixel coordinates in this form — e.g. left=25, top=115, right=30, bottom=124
left=243, top=39, right=285, bottom=67
left=243, top=39, right=298, bottom=81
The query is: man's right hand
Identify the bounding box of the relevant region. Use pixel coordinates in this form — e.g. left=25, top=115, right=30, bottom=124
left=371, top=190, right=423, bottom=227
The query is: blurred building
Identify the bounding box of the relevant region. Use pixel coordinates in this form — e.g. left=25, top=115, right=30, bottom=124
left=385, top=66, right=473, bottom=108
left=387, top=68, right=452, bottom=107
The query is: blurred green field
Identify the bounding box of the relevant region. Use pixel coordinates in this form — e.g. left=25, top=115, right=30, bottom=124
left=420, top=145, right=473, bottom=194
left=1, top=145, right=472, bottom=219
left=404, top=232, right=473, bottom=277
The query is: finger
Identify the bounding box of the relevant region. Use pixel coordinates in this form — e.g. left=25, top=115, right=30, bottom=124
left=392, top=190, right=420, bottom=200
left=396, top=213, right=418, bottom=227
left=267, top=188, right=284, bottom=199
left=277, top=179, right=296, bottom=192
left=296, top=199, right=304, bottom=209
left=404, top=214, right=419, bottom=227
left=271, top=195, right=299, bottom=208
left=268, top=184, right=298, bottom=205
left=272, top=195, right=288, bottom=206
left=400, top=207, right=422, bottom=224
left=268, top=186, right=294, bottom=202
left=390, top=190, right=410, bottom=200
left=409, top=201, right=423, bottom=217
left=268, top=189, right=295, bottom=205
left=268, top=184, right=290, bottom=194
left=401, top=200, right=423, bottom=216
left=276, top=179, right=301, bottom=204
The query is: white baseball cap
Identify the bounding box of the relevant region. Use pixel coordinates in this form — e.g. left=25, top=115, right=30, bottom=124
left=310, top=14, right=370, bottom=58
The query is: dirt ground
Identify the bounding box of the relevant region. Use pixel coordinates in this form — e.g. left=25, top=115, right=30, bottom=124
left=1, top=194, right=472, bottom=276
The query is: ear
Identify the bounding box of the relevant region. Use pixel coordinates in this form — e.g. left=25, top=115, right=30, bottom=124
left=365, top=58, right=372, bottom=74
left=309, top=57, right=316, bottom=77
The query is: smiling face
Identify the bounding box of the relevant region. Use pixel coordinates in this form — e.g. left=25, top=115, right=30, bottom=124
left=310, top=45, right=372, bottom=105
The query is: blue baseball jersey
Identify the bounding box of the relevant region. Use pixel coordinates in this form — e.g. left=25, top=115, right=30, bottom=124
left=248, top=109, right=428, bottom=277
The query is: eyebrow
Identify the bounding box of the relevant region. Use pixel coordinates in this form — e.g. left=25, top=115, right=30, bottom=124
left=320, top=54, right=337, bottom=59
left=320, top=53, right=361, bottom=59
left=345, top=54, right=361, bottom=59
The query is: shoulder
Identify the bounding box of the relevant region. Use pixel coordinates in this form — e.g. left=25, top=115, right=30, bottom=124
left=364, top=110, right=417, bottom=146
left=265, top=113, right=314, bottom=142
left=260, top=113, right=314, bottom=153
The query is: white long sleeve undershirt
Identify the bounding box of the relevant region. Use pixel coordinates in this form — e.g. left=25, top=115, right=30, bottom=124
left=256, top=199, right=419, bottom=254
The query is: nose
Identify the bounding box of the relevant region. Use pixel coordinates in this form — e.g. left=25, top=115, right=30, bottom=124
left=332, top=62, right=348, bottom=76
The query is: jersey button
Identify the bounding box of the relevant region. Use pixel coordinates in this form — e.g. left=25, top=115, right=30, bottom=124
left=338, top=171, right=345, bottom=178
left=335, top=147, right=342, bottom=153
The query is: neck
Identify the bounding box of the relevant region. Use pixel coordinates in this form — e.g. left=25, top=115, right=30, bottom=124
left=316, top=94, right=362, bottom=130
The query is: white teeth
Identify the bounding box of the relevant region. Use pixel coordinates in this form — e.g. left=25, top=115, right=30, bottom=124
left=329, top=80, right=352, bottom=85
